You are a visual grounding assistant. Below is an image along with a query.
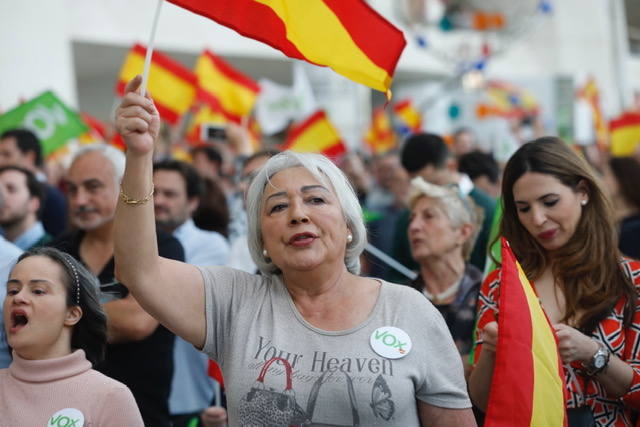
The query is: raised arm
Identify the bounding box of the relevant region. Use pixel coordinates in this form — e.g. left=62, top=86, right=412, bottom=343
left=114, top=76, right=206, bottom=348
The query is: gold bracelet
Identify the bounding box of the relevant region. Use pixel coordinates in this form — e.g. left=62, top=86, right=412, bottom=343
left=119, top=184, right=154, bottom=205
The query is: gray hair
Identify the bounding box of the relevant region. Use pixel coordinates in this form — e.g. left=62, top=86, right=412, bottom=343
left=246, top=151, right=367, bottom=276
left=408, top=177, right=483, bottom=259
left=70, top=144, right=126, bottom=184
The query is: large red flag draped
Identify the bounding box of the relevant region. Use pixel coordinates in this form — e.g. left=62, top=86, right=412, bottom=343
left=478, top=238, right=567, bottom=426
left=166, top=0, right=406, bottom=95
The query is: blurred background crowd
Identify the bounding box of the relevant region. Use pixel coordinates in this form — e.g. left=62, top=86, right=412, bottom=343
left=3, top=0, right=640, bottom=426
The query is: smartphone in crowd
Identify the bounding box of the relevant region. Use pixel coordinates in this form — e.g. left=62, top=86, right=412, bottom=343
left=201, top=123, right=228, bottom=142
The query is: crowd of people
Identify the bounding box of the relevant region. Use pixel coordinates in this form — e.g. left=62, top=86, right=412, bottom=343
left=1, top=74, right=640, bottom=426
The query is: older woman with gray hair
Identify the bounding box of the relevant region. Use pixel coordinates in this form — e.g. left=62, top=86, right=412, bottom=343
left=112, top=76, right=475, bottom=427
left=407, top=177, right=483, bottom=375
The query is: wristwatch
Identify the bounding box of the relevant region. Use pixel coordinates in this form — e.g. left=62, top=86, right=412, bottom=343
left=583, top=344, right=610, bottom=376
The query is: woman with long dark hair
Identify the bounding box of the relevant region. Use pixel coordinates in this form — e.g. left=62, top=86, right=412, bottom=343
left=0, top=247, right=143, bottom=426
left=469, top=137, right=640, bottom=425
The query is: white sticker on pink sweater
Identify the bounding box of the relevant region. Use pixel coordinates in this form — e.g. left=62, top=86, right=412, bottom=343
left=47, top=408, right=84, bottom=427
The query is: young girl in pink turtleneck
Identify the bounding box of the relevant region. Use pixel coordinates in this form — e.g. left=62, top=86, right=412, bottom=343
left=0, top=247, right=143, bottom=426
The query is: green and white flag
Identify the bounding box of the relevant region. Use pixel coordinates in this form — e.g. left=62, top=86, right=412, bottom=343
left=483, top=197, right=503, bottom=277
left=0, top=91, right=87, bottom=156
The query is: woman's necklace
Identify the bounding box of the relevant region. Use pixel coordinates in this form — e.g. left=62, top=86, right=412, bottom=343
left=422, top=276, right=463, bottom=304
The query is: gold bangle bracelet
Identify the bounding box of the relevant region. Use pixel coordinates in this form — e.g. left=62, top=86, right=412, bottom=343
left=119, top=184, right=154, bottom=205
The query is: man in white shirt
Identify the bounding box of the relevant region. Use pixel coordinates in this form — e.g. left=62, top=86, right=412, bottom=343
left=154, top=160, right=229, bottom=266
left=0, top=166, right=51, bottom=250
left=153, top=159, right=229, bottom=426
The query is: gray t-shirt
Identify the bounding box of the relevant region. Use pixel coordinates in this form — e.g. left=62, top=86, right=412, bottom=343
left=200, top=266, right=471, bottom=426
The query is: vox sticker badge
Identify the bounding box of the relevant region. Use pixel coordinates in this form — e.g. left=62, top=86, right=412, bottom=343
left=370, top=326, right=412, bottom=359
left=47, top=408, right=84, bottom=427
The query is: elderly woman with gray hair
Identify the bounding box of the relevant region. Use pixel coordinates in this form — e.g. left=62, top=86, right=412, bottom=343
left=112, top=76, right=476, bottom=427
left=407, top=178, right=483, bottom=376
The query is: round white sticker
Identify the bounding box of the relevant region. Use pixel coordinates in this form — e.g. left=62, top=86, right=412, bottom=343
left=47, top=408, right=84, bottom=427
left=370, top=326, right=412, bottom=359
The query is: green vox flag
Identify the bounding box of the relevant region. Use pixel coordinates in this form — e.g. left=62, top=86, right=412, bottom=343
left=0, top=91, right=88, bottom=156
left=483, top=197, right=503, bottom=277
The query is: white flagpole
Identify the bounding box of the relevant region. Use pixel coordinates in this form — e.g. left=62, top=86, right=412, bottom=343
left=141, top=0, right=165, bottom=96
left=365, top=243, right=417, bottom=281
left=215, top=381, right=222, bottom=408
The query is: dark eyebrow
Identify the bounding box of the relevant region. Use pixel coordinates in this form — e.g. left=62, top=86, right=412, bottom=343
left=515, top=193, right=559, bottom=204
left=65, top=178, right=103, bottom=187
left=82, top=178, right=104, bottom=187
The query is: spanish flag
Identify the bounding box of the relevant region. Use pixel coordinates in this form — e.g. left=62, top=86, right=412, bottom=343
left=576, top=78, right=608, bottom=149
left=610, top=112, right=640, bottom=156
left=393, top=99, right=422, bottom=132
left=78, top=113, right=107, bottom=145
left=282, top=110, right=346, bottom=159
left=185, top=102, right=229, bottom=143
left=364, top=107, right=396, bottom=154
left=247, top=116, right=263, bottom=152
left=484, top=80, right=539, bottom=119
left=478, top=238, right=567, bottom=426
left=195, top=50, right=260, bottom=123
left=117, top=44, right=198, bottom=125
left=166, top=0, right=406, bottom=95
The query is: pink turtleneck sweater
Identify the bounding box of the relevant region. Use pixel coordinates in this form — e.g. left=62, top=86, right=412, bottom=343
left=0, top=349, right=143, bottom=426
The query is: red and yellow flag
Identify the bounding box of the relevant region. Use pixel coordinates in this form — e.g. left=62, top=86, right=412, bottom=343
left=364, top=107, right=396, bottom=154
left=482, top=238, right=567, bottom=426
left=116, top=44, right=197, bottom=125
left=247, top=116, right=263, bottom=152
left=185, top=102, right=229, bottom=143
left=166, top=0, right=406, bottom=95
left=393, top=99, right=422, bottom=132
left=576, top=78, right=608, bottom=149
left=282, top=110, right=346, bottom=159
left=195, top=50, right=260, bottom=123
left=78, top=113, right=107, bottom=145
left=610, top=112, right=640, bottom=156
left=484, top=80, right=539, bottom=120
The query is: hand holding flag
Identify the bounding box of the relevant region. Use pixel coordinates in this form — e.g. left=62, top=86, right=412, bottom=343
left=115, top=76, right=160, bottom=156
left=479, top=321, right=498, bottom=353
left=553, top=323, right=600, bottom=364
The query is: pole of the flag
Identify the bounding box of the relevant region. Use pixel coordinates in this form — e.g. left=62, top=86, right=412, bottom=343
left=215, top=382, right=222, bottom=408
left=365, top=243, right=417, bottom=280
left=141, top=0, right=164, bottom=96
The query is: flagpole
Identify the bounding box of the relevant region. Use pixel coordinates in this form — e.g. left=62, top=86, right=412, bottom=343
left=364, top=243, right=417, bottom=280
left=141, top=0, right=165, bottom=96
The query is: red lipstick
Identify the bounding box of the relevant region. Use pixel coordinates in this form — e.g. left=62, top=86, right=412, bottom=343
left=537, top=229, right=557, bottom=240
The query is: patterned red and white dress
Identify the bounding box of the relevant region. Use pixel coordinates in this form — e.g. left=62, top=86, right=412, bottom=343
left=474, top=258, right=640, bottom=426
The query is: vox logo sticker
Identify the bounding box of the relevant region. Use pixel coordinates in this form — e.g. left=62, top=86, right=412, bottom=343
left=47, top=408, right=84, bottom=427
left=370, top=326, right=412, bottom=359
